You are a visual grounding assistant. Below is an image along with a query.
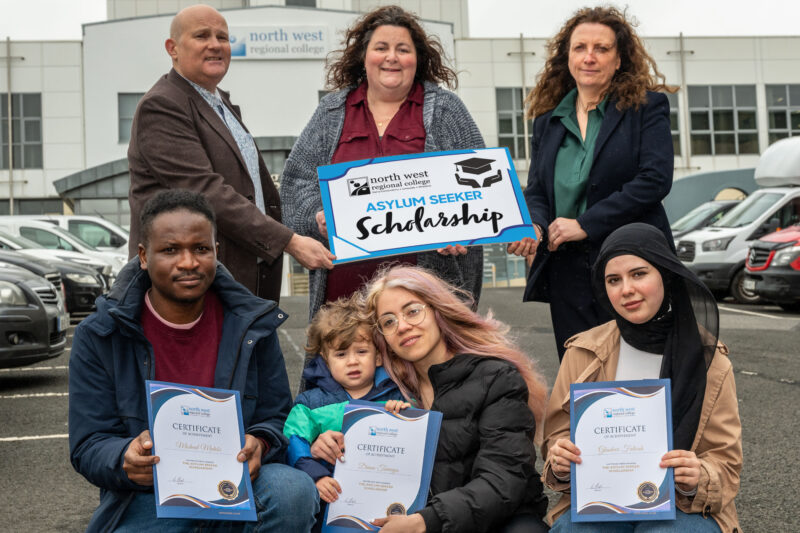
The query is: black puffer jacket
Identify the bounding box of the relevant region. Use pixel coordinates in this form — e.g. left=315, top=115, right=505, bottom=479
left=416, top=354, right=547, bottom=532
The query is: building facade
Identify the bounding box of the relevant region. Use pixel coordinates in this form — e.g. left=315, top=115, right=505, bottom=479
left=2, top=0, right=799, bottom=284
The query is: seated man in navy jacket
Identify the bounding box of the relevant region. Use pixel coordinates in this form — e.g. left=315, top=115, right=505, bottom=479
left=68, top=189, right=317, bottom=532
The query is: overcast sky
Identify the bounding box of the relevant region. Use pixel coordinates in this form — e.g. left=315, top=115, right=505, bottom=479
left=0, top=0, right=796, bottom=40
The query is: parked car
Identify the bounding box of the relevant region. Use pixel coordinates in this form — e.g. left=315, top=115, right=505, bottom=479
left=0, top=218, right=126, bottom=278
left=745, top=224, right=800, bottom=312
left=26, top=214, right=129, bottom=254
left=676, top=138, right=800, bottom=303
left=0, top=229, right=113, bottom=281
left=0, top=250, right=106, bottom=317
left=671, top=200, right=740, bottom=241
left=0, top=261, right=68, bottom=368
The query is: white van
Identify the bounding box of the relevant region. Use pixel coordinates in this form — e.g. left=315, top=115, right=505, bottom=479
left=11, top=215, right=129, bottom=254
left=0, top=218, right=127, bottom=277
left=676, top=137, right=800, bottom=303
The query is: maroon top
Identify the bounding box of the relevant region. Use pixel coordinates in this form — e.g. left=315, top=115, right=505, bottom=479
left=325, top=82, right=426, bottom=303
left=143, top=289, right=223, bottom=387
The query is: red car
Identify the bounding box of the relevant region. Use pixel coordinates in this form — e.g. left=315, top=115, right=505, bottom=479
left=745, top=224, right=800, bottom=311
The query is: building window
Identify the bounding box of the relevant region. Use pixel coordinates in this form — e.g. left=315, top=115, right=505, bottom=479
left=0, top=93, right=43, bottom=169
left=666, top=92, right=681, bottom=156
left=496, top=88, right=529, bottom=160
left=688, top=85, right=758, bottom=155
left=286, top=0, right=316, bottom=6
left=118, top=93, right=144, bottom=143
left=766, top=84, right=800, bottom=145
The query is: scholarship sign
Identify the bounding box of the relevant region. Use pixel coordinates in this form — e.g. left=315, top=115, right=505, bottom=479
left=318, top=148, right=537, bottom=264
left=229, top=26, right=329, bottom=59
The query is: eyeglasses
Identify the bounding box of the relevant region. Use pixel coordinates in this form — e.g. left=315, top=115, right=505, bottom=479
left=376, top=303, right=427, bottom=335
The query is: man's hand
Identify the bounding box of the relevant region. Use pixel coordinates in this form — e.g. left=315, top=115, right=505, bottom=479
left=371, top=513, right=426, bottom=532
left=238, top=434, right=264, bottom=480
left=310, top=430, right=345, bottom=465
left=547, top=218, right=587, bottom=251
left=123, top=429, right=159, bottom=486
left=316, top=476, right=342, bottom=503
left=315, top=210, right=328, bottom=239
left=285, top=234, right=335, bottom=270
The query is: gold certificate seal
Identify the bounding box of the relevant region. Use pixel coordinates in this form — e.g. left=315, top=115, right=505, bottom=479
left=386, top=502, right=407, bottom=516
left=637, top=481, right=658, bottom=503
left=218, top=480, right=239, bottom=500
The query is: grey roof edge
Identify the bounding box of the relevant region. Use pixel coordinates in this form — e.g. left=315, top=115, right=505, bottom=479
left=53, top=135, right=298, bottom=195
left=54, top=158, right=130, bottom=195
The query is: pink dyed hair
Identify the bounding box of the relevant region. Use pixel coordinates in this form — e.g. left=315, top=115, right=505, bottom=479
left=362, top=265, right=548, bottom=427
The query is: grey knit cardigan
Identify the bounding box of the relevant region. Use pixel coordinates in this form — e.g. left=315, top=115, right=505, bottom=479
left=280, top=81, right=485, bottom=321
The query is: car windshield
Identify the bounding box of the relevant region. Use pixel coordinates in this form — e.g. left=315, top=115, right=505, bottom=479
left=0, top=230, right=41, bottom=250
left=671, top=203, right=721, bottom=232
left=48, top=225, right=99, bottom=251
left=712, top=192, right=783, bottom=228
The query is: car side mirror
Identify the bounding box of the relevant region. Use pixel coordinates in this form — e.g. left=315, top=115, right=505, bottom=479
left=110, top=234, right=125, bottom=247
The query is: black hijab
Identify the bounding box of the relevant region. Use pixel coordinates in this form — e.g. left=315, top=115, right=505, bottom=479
left=592, top=223, right=718, bottom=451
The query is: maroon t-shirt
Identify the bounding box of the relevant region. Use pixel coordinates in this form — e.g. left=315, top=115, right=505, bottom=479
left=325, top=81, right=425, bottom=303
left=142, top=289, right=223, bottom=387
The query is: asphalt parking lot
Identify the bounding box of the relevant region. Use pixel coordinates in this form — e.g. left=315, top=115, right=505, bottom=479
left=1, top=289, right=798, bottom=531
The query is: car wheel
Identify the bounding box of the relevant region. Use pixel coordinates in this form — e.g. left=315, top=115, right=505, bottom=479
left=730, top=269, right=762, bottom=304
left=779, top=303, right=800, bottom=312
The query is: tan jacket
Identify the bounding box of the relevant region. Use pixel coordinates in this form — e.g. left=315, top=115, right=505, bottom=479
left=541, top=321, right=742, bottom=532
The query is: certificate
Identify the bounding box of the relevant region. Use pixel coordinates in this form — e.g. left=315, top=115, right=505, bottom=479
left=146, top=381, right=257, bottom=522
left=323, top=400, right=442, bottom=532
left=570, top=379, right=675, bottom=522
left=318, top=148, right=537, bottom=264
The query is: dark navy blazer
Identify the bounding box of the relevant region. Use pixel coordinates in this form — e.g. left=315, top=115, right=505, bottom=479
left=523, top=91, right=675, bottom=302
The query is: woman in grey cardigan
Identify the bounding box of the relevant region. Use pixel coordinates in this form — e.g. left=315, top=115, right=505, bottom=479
left=280, top=5, right=485, bottom=327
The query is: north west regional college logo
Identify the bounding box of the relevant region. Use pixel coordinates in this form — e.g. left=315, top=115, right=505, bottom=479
left=348, top=177, right=371, bottom=196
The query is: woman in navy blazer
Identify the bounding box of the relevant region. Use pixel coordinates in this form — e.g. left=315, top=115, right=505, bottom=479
left=509, top=6, right=676, bottom=360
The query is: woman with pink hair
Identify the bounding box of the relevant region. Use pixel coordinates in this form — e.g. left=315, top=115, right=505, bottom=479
left=363, top=265, right=549, bottom=533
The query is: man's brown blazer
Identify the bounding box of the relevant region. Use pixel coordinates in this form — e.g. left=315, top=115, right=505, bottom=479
left=128, top=69, right=292, bottom=301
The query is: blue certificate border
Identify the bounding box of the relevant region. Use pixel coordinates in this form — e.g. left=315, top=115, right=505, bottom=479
left=322, top=400, right=442, bottom=532
left=318, top=147, right=536, bottom=264
left=145, top=380, right=257, bottom=522
left=569, top=379, right=675, bottom=522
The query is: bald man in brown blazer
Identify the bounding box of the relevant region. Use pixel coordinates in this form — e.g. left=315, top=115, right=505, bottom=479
left=128, top=4, right=333, bottom=301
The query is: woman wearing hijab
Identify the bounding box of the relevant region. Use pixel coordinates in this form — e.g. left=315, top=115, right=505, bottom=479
left=542, top=223, right=742, bottom=532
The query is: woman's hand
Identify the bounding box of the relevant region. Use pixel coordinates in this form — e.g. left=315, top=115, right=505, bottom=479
left=660, top=450, right=701, bottom=493
left=436, top=244, right=469, bottom=256
left=310, top=430, right=345, bottom=464
left=315, top=210, right=328, bottom=239
left=549, top=438, right=582, bottom=479
left=507, top=224, right=542, bottom=260
left=372, top=513, right=426, bottom=532
left=547, top=218, right=587, bottom=251
left=315, top=476, right=342, bottom=503
left=384, top=400, right=412, bottom=414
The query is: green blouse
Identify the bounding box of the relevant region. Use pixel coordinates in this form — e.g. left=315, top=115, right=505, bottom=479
left=552, top=88, right=609, bottom=218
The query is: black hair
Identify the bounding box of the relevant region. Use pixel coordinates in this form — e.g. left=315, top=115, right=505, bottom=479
left=139, top=189, right=217, bottom=246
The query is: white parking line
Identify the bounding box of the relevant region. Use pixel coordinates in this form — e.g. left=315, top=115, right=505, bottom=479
left=0, top=434, right=68, bottom=442
left=1, top=392, right=68, bottom=399
left=718, top=305, right=786, bottom=320
left=0, top=365, right=68, bottom=373
left=279, top=329, right=306, bottom=362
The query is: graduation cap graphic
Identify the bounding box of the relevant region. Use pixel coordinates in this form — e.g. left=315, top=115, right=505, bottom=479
left=454, top=157, right=503, bottom=188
